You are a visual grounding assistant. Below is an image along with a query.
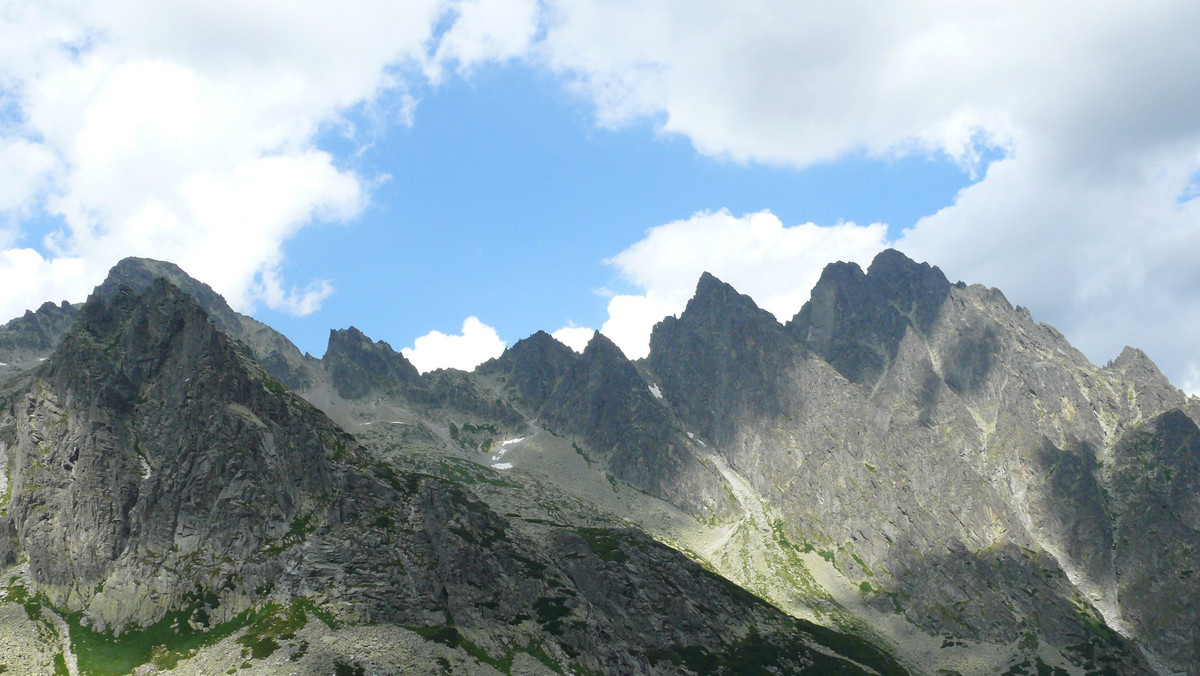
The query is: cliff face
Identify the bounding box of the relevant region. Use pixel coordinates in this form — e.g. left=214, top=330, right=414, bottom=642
left=1, top=279, right=355, bottom=630
left=0, top=269, right=897, bottom=675
left=640, top=250, right=1195, bottom=673
left=1, top=250, right=1196, bottom=674
left=0, top=300, right=78, bottom=378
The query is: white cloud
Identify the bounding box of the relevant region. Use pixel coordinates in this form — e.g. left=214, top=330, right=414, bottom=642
left=0, top=0, right=530, bottom=321
left=551, top=325, right=594, bottom=353
left=536, top=1, right=1200, bottom=386
left=0, top=138, right=58, bottom=222
left=897, top=148, right=1200, bottom=384
left=1182, top=364, right=1200, bottom=398
left=597, top=210, right=888, bottom=359
left=428, top=0, right=541, bottom=81
left=402, top=316, right=506, bottom=373
left=4, top=0, right=1199, bottom=390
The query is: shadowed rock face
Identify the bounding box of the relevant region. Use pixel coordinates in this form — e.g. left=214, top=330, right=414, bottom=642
left=0, top=300, right=78, bottom=373
left=787, top=249, right=951, bottom=388
left=323, top=326, right=421, bottom=399
left=641, top=250, right=1194, bottom=673
left=647, top=272, right=804, bottom=447
left=477, top=330, right=577, bottom=411
left=1109, top=410, right=1200, bottom=669
left=539, top=331, right=740, bottom=521
left=0, top=269, right=903, bottom=676
left=1, top=279, right=352, bottom=627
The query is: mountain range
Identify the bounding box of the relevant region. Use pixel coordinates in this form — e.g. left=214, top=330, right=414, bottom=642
left=0, top=250, right=1195, bottom=675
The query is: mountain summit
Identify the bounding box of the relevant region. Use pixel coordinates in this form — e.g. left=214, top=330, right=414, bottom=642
left=0, top=251, right=1195, bottom=674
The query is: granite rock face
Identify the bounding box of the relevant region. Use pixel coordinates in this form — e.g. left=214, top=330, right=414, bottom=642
left=1, top=250, right=1197, bottom=674
left=641, top=250, right=1195, bottom=673
left=0, top=300, right=78, bottom=376
left=323, top=326, right=421, bottom=399
left=0, top=268, right=899, bottom=675
left=537, top=331, right=739, bottom=521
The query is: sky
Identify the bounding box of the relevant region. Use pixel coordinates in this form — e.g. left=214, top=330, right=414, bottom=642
left=2, top=1, right=1199, bottom=393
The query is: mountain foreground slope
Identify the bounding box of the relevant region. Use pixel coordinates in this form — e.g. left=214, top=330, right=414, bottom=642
left=0, top=250, right=1196, bottom=675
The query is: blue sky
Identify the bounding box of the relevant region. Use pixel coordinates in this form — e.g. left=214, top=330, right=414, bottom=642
left=262, top=63, right=978, bottom=358
left=1, top=1, right=1199, bottom=391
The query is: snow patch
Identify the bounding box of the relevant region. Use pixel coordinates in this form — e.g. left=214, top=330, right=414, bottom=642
left=491, top=436, right=528, bottom=462
left=491, top=462, right=513, bottom=470
left=389, top=421, right=405, bottom=425
left=649, top=383, right=662, bottom=399
left=140, top=457, right=152, bottom=480
left=0, top=362, right=7, bottom=366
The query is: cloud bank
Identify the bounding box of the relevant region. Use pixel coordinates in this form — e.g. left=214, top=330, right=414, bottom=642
left=4, top=1, right=1199, bottom=388
left=402, top=316, right=506, bottom=373
left=591, top=210, right=889, bottom=359
left=0, top=0, right=538, bottom=319
left=539, top=1, right=1200, bottom=387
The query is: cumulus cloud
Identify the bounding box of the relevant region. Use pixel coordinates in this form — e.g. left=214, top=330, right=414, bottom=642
left=536, top=1, right=1200, bottom=386
left=551, top=325, right=594, bottom=353
left=597, top=210, right=889, bottom=359
left=5, top=1, right=1200, bottom=389
left=0, top=0, right=533, bottom=321
left=402, top=316, right=507, bottom=373
left=428, top=0, right=541, bottom=81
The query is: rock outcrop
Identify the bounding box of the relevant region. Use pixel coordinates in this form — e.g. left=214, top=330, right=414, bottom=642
left=0, top=266, right=901, bottom=675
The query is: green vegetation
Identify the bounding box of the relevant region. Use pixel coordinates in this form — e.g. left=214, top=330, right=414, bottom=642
left=262, top=512, right=315, bottom=555
left=645, top=627, right=897, bottom=676
left=793, top=618, right=910, bottom=676
left=262, top=376, right=288, bottom=397
left=66, top=597, right=263, bottom=675
left=571, top=442, right=593, bottom=464
left=533, top=596, right=573, bottom=635
left=293, top=597, right=339, bottom=630
left=575, top=528, right=629, bottom=563
left=849, top=550, right=874, bottom=576
left=235, top=601, right=308, bottom=661
left=59, top=596, right=328, bottom=675
left=334, top=661, right=365, bottom=676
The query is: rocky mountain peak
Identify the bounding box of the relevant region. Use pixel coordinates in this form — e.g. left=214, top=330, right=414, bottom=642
left=786, top=249, right=951, bottom=386
left=477, top=329, right=577, bottom=410
left=0, top=298, right=78, bottom=370
left=322, top=326, right=420, bottom=400
left=579, top=329, right=625, bottom=362
left=647, top=272, right=803, bottom=446
left=540, top=326, right=738, bottom=519
left=92, top=257, right=241, bottom=333
left=2, top=277, right=357, bottom=630
left=1105, top=345, right=1170, bottom=383
left=682, top=271, right=780, bottom=327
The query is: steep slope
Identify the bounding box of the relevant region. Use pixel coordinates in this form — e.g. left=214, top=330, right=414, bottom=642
left=0, top=300, right=78, bottom=378
left=534, top=331, right=739, bottom=520
left=323, top=326, right=421, bottom=399
left=477, top=330, right=577, bottom=413
left=642, top=255, right=1172, bottom=673
left=92, top=257, right=315, bottom=390
left=0, top=268, right=907, bottom=675
left=647, top=272, right=806, bottom=446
